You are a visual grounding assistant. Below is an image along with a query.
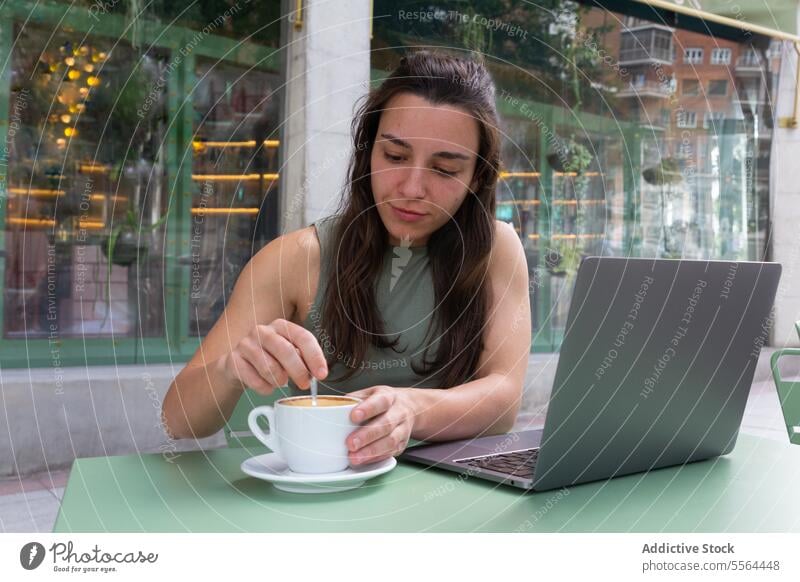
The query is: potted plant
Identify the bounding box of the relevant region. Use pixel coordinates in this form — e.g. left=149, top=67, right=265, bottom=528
left=101, top=204, right=169, bottom=266
left=544, top=240, right=582, bottom=277
left=546, top=136, right=592, bottom=175
left=642, top=157, right=685, bottom=255
left=642, top=157, right=682, bottom=186
left=100, top=206, right=169, bottom=327
left=547, top=136, right=594, bottom=206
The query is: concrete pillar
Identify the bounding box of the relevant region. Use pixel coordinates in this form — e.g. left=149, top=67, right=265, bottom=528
left=771, top=31, right=800, bottom=347
left=279, top=0, right=372, bottom=233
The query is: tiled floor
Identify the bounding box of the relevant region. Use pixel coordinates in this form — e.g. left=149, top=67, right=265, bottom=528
left=0, top=379, right=791, bottom=533
left=0, top=468, right=68, bottom=532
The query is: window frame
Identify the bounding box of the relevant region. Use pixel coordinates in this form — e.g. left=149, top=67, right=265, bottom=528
left=684, top=47, right=705, bottom=64
left=676, top=110, right=698, bottom=128
left=703, top=111, right=725, bottom=129
left=682, top=79, right=701, bottom=95
left=708, top=79, right=729, bottom=96
left=711, top=47, right=732, bottom=65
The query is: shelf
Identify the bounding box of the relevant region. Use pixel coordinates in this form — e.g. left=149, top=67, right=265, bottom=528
left=190, top=173, right=279, bottom=181
left=8, top=188, right=127, bottom=203
left=498, top=199, right=607, bottom=206
left=193, top=139, right=279, bottom=149
left=522, top=233, right=605, bottom=240
left=498, top=171, right=604, bottom=178
left=500, top=171, right=541, bottom=179
left=190, top=208, right=259, bottom=215
left=6, top=217, right=105, bottom=229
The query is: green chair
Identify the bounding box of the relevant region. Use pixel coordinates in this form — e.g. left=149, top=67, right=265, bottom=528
left=770, top=321, right=800, bottom=445
left=224, top=386, right=291, bottom=451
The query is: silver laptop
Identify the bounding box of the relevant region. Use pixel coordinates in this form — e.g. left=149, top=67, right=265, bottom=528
left=400, top=257, right=782, bottom=491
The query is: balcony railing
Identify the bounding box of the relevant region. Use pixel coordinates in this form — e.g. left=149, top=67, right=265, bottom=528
left=736, top=52, right=762, bottom=69
left=619, top=44, right=674, bottom=65
left=622, top=16, right=675, bottom=33
left=617, top=80, right=673, bottom=98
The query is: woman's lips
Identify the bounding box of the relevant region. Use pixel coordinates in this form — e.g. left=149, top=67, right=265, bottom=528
left=390, top=204, right=427, bottom=222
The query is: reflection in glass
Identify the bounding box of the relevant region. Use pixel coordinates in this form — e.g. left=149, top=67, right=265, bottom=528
left=189, top=58, right=281, bottom=336
left=373, top=0, right=781, bottom=351
left=3, top=29, right=168, bottom=339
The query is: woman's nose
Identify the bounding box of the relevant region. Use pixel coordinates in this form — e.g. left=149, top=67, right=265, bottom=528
left=397, top=165, right=427, bottom=199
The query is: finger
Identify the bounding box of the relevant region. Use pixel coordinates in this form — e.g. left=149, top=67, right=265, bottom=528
left=348, top=386, right=377, bottom=400
left=268, top=319, right=328, bottom=379
left=230, top=352, right=275, bottom=395
left=349, top=427, right=407, bottom=465
left=349, top=436, right=394, bottom=465
left=350, top=389, right=393, bottom=424
left=346, top=413, right=394, bottom=451
left=258, top=327, right=313, bottom=389
left=239, top=340, right=287, bottom=388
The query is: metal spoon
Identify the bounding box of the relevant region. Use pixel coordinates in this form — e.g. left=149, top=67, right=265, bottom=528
left=310, top=376, right=318, bottom=406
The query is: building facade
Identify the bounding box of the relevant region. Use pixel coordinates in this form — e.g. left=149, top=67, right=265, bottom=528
left=0, top=0, right=797, bottom=374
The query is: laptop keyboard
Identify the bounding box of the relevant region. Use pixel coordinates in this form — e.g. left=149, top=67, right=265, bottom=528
left=454, top=449, right=539, bottom=479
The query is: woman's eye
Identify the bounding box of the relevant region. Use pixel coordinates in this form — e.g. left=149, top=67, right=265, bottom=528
left=433, top=167, right=458, bottom=177
left=383, top=152, right=456, bottom=177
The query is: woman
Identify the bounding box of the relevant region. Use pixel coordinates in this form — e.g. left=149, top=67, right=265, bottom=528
left=162, top=51, right=531, bottom=467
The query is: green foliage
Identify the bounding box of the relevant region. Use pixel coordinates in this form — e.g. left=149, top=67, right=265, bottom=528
left=563, top=138, right=592, bottom=174
left=100, top=206, right=170, bottom=326
left=642, top=157, right=683, bottom=186
left=545, top=240, right=582, bottom=275
left=103, top=207, right=170, bottom=267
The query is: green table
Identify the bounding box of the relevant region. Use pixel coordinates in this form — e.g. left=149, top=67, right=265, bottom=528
left=52, top=434, right=800, bottom=532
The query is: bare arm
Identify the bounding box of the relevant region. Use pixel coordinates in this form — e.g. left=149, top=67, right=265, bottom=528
left=162, top=227, right=327, bottom=439
left=346, top=222, right=531, bottom=463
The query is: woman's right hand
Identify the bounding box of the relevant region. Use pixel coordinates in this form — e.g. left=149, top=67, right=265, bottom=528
left=217, top=318, right=328, bottom=395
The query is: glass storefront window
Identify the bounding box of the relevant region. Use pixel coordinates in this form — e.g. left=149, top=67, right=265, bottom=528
left=0, top=3, right=283, bottom=366
left=373, top=0, right=782, bottom=351
left=4, top=28, right=169, bottom=339
left=189, top=58, right=282, bottom=336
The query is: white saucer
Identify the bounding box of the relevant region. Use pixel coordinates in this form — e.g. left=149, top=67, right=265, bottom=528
left=240, top=453, right=397, bottom=494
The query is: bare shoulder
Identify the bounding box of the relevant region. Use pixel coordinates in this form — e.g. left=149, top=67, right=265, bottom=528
left=249, top=225, right=320, bottom=272
left=491, top=220, right=526, bottom=272
left=242, top=226, right=321, bottom=319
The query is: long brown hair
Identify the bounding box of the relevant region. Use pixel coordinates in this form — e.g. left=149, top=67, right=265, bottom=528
left=321, top=50, right=501, bottom=388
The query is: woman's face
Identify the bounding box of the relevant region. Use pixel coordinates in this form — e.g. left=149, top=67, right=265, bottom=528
left=370, top=92, right=480, bottom=247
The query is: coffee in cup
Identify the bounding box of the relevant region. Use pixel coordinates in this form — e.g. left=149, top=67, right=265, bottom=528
left=247, top=395, right=360, bottom=474
left=280, top=396, right=355, bottom=408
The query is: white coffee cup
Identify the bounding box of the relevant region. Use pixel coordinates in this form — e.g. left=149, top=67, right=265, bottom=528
left=247, top=395, right=360, bottom=474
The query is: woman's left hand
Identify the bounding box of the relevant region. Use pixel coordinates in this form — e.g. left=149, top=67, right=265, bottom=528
left=346, top=385, right=418, bottom=466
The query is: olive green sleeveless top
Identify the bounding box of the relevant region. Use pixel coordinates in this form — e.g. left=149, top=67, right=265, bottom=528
left=289, top=214, right=445, bottom=396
